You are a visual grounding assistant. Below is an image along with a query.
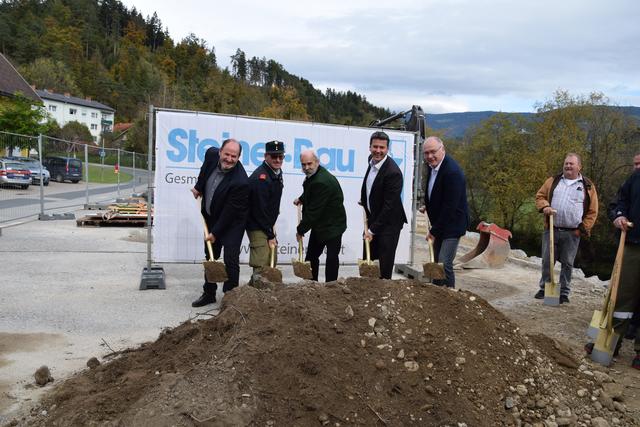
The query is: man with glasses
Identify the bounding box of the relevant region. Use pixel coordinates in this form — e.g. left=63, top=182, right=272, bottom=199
left=246, top=141, right=286, bottom=280
left=360, top=131, right=407, bottom=279
left=422, top=136, right=469, bottom=288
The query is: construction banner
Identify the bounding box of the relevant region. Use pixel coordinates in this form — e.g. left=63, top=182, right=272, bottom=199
left=153, top=111, right=415, bottom=264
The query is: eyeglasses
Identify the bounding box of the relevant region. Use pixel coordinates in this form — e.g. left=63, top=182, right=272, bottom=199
left=424, top=145, right=443, bottom=156
left=268, top=154, right=284, bottom=160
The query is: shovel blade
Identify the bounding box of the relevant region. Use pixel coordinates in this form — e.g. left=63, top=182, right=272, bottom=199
left=203, top=260, right=228, bottom=283
left=260, top=266, right=283, bottom=284
left=358, top=259, right=380, bottom=278
left=544, top=281, right=560, bottom=306
left=423, top=262, right=446, bottom=280
left=590, top=329, right=620, bottom=367
left=291, top=258, right=313, bottom=280
left=586, top=310, right=604, bottom=339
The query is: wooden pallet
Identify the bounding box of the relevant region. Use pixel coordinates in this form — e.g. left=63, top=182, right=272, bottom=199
left=76, top=214, right=150, bottom=227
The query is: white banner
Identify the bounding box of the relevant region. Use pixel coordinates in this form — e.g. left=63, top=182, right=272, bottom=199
left=153, top=111, right=415, bottom=264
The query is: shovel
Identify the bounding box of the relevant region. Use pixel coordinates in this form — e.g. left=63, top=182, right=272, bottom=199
left=587, top=224, right=632, bottom=339
left=292, top=204, right=313, bottom=279
left=543, top=213, right=560, bottom=306
left=589, top=223, right=632, bottom=366
left=200, top=213, right=228, bottom=283
left=422, top=214, right=445, bottom=280
left=358, top=209, right=380, bottom=278
left=260, top=230, right=283, bottom=283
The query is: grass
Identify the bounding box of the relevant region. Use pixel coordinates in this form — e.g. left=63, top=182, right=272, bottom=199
left=84, top=164, right=133, bottom=184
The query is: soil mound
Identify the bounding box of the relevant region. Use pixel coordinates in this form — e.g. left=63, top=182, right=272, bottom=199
left=17, top=278, right=639, bottom=426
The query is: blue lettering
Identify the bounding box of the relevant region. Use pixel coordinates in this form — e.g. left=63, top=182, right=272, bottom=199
left=317, top=147, right=335, bottom=169
left=293, top=138, right=313, bottom=168
left=167, top=128, right=188, bottom=162
left=251, top=142, right=265, bottom=165
left=336, top=149, right=354, bottom=172
left=197, top=138, right=218, bottom=162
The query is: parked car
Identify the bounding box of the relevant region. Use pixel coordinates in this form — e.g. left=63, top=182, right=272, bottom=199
left=6, top=156, right=50, bottom=185
left=43, top=156, right=82, bottom=183
left=0, top=159, right=31, bottom=189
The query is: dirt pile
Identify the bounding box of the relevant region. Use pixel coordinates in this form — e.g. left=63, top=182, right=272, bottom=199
left=14, top=278, right=639, bottom=426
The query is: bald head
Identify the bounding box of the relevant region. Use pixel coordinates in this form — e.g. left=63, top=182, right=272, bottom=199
left=423, top=136, right=446, bottom=167
left=300, top=149, right=320, bottom=177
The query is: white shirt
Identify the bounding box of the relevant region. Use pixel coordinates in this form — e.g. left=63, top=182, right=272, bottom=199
left=551, top=175, right=585, bottom=228
left=427, top=158, right=444, bottom=199
left=366, top=155, right=388, bottom=211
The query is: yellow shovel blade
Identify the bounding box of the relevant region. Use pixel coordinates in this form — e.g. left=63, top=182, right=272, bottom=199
left=586, top=310, right=603, bottom=339
left=358, top=259, right=380, bottom=278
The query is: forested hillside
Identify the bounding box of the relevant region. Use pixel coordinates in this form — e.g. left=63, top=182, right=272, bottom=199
left=0, top=0, right=390, bottom=151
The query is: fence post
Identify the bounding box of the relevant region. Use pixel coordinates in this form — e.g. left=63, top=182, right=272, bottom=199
left=140, top=104, right=165, bottom=290
left=132, top=152, right=136, bottom=193
left=38, top=134, right=44, bottom=218
left=84, top=144, right=89, bottom=206
left=117, top=148, right=120, bottom=197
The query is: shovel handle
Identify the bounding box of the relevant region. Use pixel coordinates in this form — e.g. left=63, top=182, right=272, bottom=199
left=361, top=207, right=372, bottom=262
left=548, top=214, right=555, bottom=283
left=427, top=238, right=436, bottom=263
left=296, top=205, right=305, bottom=262
left=200, top=214, right=214, bottom=261
left=270, top=225, right=277, bottom=268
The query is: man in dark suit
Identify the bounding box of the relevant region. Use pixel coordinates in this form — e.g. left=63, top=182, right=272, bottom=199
left=295, top=149, right=347, bottom=282
left=360, top=131, right=408, bottom=279
left=422, top=136, right=469, bottom=288
left=190, top=138, right=249, bottom=307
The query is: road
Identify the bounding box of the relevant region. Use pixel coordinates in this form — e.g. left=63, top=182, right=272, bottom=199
left=0, top=166, right=152, bottom=224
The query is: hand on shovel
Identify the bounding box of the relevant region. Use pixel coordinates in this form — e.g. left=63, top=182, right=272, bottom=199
left=543, top=207, right=556, bottom=216
left=614, top=216, right=630, bottom=232
left=205, top=232, right=216, bottom=244
left=425, top=232, right=434, bottom=242
left=363, top=230, right=373, bottom=242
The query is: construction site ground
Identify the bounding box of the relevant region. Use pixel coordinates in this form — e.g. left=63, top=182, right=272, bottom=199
left=1, top=214, right=639, bottom=426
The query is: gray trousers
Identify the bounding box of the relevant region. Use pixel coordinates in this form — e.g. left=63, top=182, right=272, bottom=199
left=433, top=237, right=460, bottom=288
left=538, top=229, right=580, bottom=297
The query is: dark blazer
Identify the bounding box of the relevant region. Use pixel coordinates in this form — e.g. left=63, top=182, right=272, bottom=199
left=194, top=147, right=249, bottom=241
left=609, top=170, right=640, bottom=244
left=424, top=154, right=469, bottom=239
left=360, top=156, right=407, bottom=234
left=297, top=165, right=347, bottom=241
left=246, top=161, right=283, bottom=240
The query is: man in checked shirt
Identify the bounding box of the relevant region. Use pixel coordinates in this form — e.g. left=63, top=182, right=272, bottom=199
left=534, top=153, right=599, bottom=304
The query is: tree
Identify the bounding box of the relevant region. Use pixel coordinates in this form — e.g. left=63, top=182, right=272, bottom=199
left=0, top=94, right=48, bottom=135
left=259, top=86, right=309, bottom=121
left=59, top=121, right=93, bottom=144
left=19, top=58, right=80, bottom=94
left=230, top=48, right=247, bottom=81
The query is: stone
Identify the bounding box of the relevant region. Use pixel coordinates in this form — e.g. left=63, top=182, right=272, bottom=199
left=598, top=392, right=615, bottom=411
left=397, top=349, right=405, bottom=359
left=516, top=384, right=528, bottom=396
left=344, top=305, right=354, bottom=319
left=602, top=383, right=623, bottom=401
left=455, top=357, right=466, bottom=365
left=34, top=366, right=53, bottom=386
left=577, top=389, right=588, bottom=398
left=505, top=397, right=516, bottom=409
left=612, top=401, right=625, bottom=413
left=404, top=361, right=419, bottom=372
left=375, top=360, right=386, bottom=370
left=86, top=357, right=100, bottom=369
left=592, top=371, right=612, bottom=384
left=591, top=417, right=610, bottom=427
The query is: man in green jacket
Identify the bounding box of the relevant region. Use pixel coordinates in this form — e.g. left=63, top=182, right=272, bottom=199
left=295, top=149, right=347, bottom=282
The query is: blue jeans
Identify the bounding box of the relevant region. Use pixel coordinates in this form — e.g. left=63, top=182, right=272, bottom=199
left=538, top=229, right=580, bottom=297
left=433, top=237, right=460, bottom=288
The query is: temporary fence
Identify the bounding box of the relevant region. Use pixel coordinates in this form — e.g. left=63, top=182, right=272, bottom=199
left=0, top=130, right=150, bottom=225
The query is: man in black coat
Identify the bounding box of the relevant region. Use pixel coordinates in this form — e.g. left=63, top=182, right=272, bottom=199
left=190, top=138, right=249, bottom=307
left=360, top=131, right=407, bottom=279
left=422, top=136, right=469, bottom=288
left=246, top=141, right=285, bottom=277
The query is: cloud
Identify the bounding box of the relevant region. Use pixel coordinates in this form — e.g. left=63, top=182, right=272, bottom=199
left=122, top=0, right=640, bottom=113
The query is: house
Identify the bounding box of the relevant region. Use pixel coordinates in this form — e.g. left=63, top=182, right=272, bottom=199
left=0, top=53, right=41, bottom=103
left=36, top=89, right=115, bottom=145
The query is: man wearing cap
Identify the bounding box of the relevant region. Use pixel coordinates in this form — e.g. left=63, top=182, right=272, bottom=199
left=360, top=130, right=407, bottom=279
left=246, top=141, right=285, bottom=279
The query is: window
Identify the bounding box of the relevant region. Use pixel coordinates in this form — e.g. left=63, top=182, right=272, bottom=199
left=90, top=124, right=98, bottom=130
left=48, top=105, right=57, bottom=112
left=91, top=112, right=98, bottom=118
left=69, top=108, right=77, bottom=115
left=82, top=109, right=87, bottom=116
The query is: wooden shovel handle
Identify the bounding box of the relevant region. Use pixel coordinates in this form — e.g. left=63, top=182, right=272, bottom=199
left=296, top=205, right=305, bottom=262
left=362, top=207, right=372, bottom=262
left=604, top=223, right=633, bottom=326
left=200, top=214, right=214, bottom=261
left=549, top=214, right=555, bottom=283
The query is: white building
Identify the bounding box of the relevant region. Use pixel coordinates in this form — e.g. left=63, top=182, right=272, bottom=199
left=36, top=89, right=115, bottom=144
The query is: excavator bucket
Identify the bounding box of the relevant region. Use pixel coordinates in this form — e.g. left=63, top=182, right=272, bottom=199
left=456, top=222, right=512, bottom=269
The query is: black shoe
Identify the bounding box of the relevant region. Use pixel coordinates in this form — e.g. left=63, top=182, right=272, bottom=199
left=191, top=292, right=216, bottom=307
left=534, top=290, right=544, bottom=299
left=560, top=295, right=570, bottom=304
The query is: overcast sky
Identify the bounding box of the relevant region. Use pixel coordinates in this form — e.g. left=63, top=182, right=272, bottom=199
left=120, top=0, right=640, bottom=114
